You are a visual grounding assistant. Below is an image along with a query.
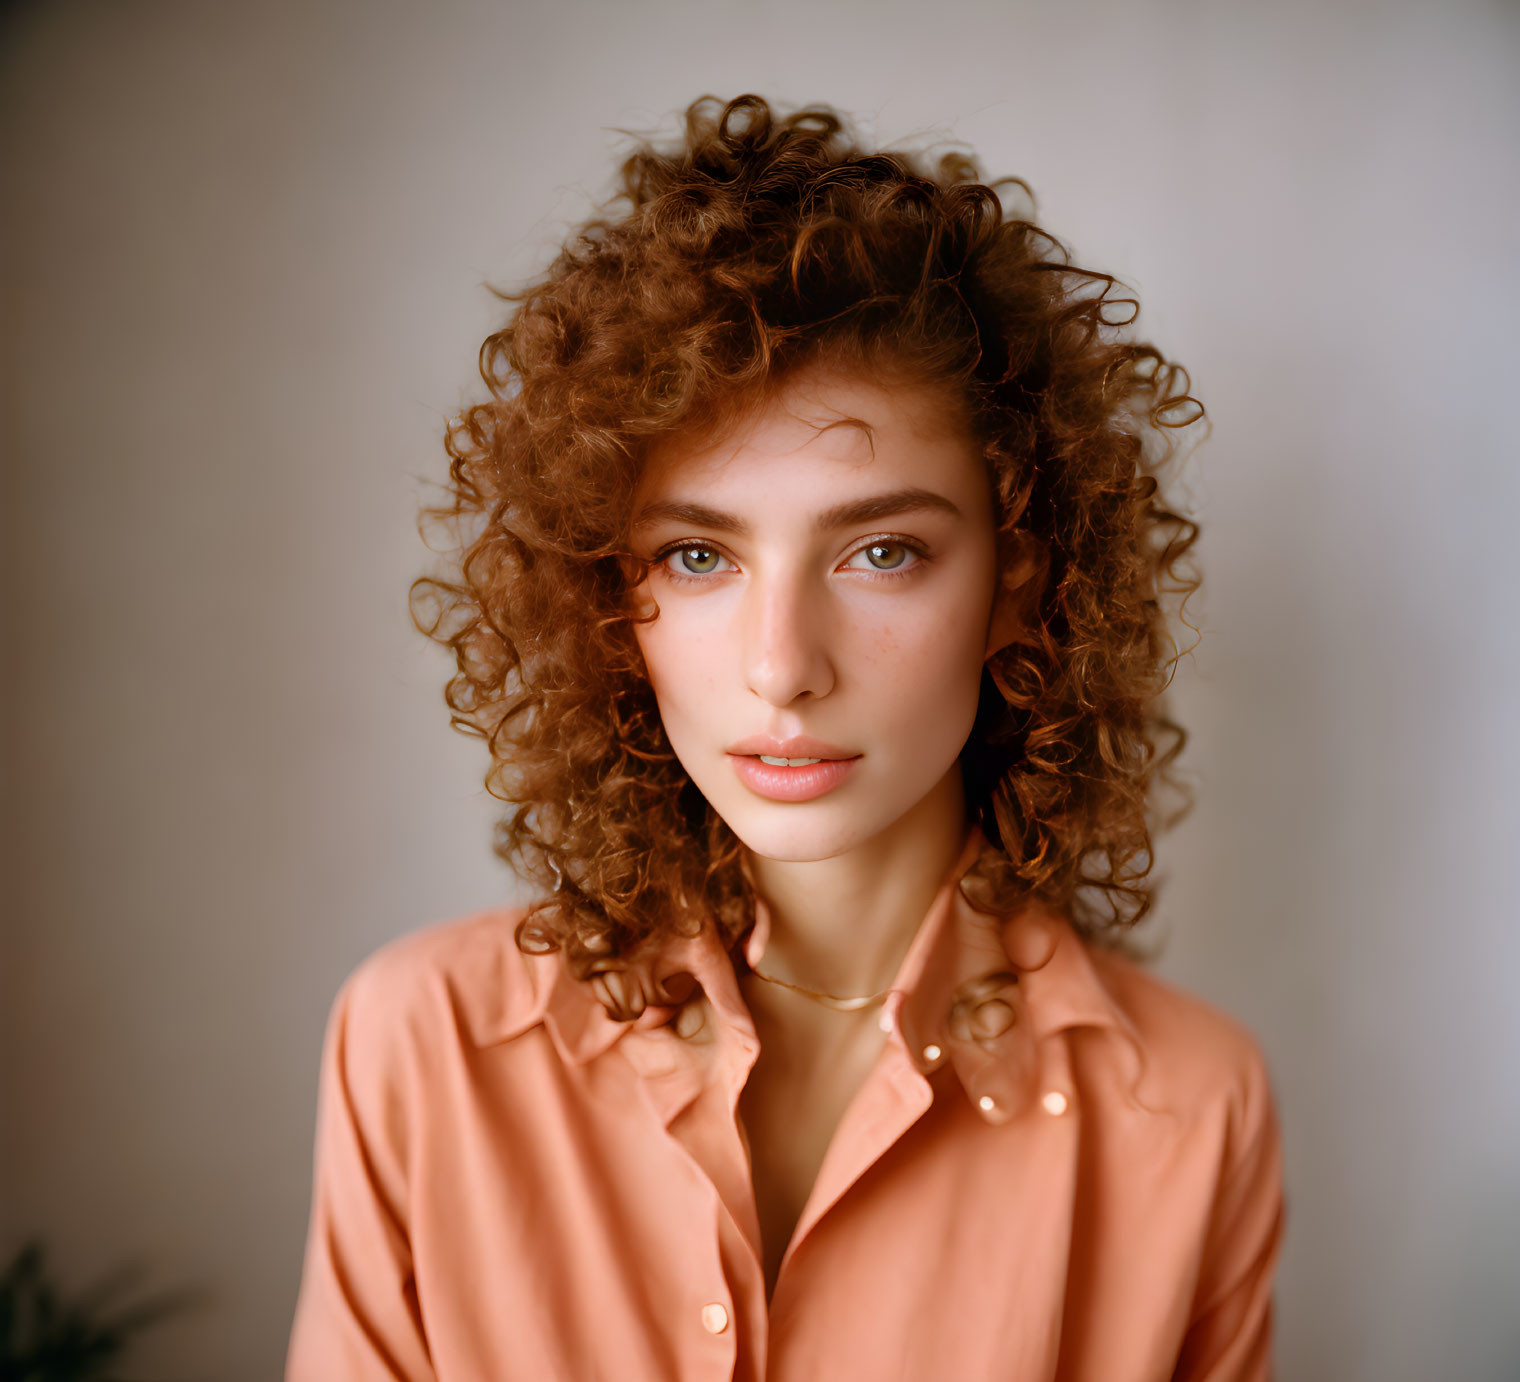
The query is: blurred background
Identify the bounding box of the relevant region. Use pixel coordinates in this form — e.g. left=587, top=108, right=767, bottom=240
left=2, top=0, right=1516, bottom=1377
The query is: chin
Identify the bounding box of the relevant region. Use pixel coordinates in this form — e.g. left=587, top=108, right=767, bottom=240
left=725, top=821, right=858, bottom=864
left=707, top=790, right=907, bottom=864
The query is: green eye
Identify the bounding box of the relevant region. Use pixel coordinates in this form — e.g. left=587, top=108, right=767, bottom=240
left=654, top=535, right=927, bottom=585
left=673, top=545, right=720, bottom=574
left=862, top=542, right=910, bottom=570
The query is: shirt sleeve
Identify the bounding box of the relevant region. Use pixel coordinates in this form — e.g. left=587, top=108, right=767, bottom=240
left=285, top=963, right=437, bottom=1381
left=1171, top=1037, right=1288, bottom=1382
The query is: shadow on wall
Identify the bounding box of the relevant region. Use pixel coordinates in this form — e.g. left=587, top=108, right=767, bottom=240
left=0, top=1237, right=214, bottom=1380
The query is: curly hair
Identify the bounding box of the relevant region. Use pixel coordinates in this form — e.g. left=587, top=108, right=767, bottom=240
left=410, top=93, right=1203, bottom=1021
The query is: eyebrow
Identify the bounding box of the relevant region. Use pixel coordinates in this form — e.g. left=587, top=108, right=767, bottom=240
left=631, top=486, right=964, bottom=536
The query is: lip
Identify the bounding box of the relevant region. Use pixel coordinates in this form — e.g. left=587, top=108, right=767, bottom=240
left=729, top=754, right=860, bottom=802
left=725, top=734, right=860, bottom=760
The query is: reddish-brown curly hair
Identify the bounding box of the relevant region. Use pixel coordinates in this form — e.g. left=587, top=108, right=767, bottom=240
left=410, top=93, right=1202, bottom=1021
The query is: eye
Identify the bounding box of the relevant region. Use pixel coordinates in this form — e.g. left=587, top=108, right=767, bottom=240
left=657, top=543, right=733, bottom=582
left=845, top=540, right=922, bottom=574
left=651, top=535, right=928, bottom=586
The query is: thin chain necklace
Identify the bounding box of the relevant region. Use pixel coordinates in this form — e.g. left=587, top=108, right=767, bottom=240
left=745, top=964, right=893, bottom=1013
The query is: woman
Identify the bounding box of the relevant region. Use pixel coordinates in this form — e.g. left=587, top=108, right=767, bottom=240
left=286, top=94, right=1285, bottom=1380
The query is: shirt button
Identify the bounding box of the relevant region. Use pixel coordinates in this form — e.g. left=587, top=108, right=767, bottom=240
left=1042, top=1090, right=1069, bottom=1115
left=701, top=1302, right=729, bottom=1334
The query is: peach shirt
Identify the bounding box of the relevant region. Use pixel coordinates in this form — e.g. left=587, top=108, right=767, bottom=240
left=286, top=826, right=1285, bottom=1380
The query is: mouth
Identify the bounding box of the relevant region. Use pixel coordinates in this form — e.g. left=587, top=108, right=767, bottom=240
left=727, top=752, right=861, bottom=803
left=725, top=734, right=860, bottom=761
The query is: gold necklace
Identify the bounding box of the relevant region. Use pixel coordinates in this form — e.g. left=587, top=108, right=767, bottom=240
left=745, top=964, right=893, bottom=1012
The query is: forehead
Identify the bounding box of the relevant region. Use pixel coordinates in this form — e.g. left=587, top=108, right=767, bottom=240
left=635, top=366, right=979, bottom=498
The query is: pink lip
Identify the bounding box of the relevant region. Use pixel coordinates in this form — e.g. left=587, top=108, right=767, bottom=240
left=725, top=733, right=859, bottom=759
left=729, top=753, right=860, bottom=802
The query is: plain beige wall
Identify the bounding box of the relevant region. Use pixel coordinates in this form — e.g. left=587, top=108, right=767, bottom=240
left=2, top=0, right=1516, bottom=1377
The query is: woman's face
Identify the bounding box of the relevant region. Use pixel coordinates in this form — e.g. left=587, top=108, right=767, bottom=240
left=627, top=363, right=1003, bottom=862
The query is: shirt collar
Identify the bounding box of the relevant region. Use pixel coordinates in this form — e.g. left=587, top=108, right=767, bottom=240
left=486, top=823, right=1149, bottom=1119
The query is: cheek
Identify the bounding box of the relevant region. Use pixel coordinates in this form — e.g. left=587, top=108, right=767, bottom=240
left=632, top=613, right=720, bottom=733
left=629, top=583, right=675, bottom=688
left=858, top=591, right=988, bottom=705
left=632, top=622, right=672, bottom=703
left=880, top=649, right=985, bottom=755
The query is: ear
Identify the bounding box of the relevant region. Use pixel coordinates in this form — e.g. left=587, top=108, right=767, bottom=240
left=983, top=531, right=1047, bottom=661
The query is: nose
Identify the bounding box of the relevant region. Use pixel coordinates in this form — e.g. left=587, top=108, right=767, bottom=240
left=741, top=565, right=837, bottom=706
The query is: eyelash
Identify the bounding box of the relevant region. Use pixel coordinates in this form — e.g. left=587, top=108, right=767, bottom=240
left=651, top=535, right=931, bottom=587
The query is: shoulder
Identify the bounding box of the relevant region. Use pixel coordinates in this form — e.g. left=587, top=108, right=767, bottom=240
left=329, top=905, right=558, bottom=1081
left=1081, top=941, right=1277, bottom=1140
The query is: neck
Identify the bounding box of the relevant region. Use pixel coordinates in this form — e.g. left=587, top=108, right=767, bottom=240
left=740, top=771, right=972, bottom=1002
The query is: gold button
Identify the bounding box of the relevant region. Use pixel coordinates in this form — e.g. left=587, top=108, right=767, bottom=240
left=701, top=1302, right=729, bottom=1334
left=1041, top=1090, right=1068, bottom=1115
left=977, top=1094, right=997, bottom=1113
left=922, top=1043, right=942, bottom=1062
